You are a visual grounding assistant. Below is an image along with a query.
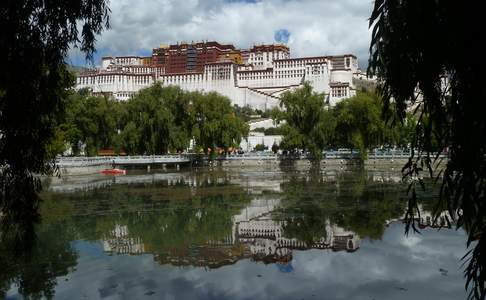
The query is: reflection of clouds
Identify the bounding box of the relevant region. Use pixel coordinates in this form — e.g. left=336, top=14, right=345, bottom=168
left=400, top=234, right=448, bottom=261
left=47, top=223, right=467, bottom=300
left=33, top=169, right=467, bottom=299
left=400, top=234, right=422, bottom=248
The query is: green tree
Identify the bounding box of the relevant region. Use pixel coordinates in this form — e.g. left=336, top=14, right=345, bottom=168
left=333, top=91, right=385, bottom=159
left=120, top=84, right=193, bottom=154
left=119, top=121, right=139, bottom=155
left=61, top=84, right=249, bottom=156
left=63, top=92, right=120, bottom=156
left=274, top=82, right=333, bottom=160
left=368, top=1, right=485, bottom=298
left=0, top=0, right=110, bottom=241
left=191, top=92, right=248, bottom=154
left=332, top=91, right=416, bottom=159
left=254, top=144, right=267, bottom=152
left=271, top=143, right=279, bottom=154
left=383, top=114, right=417, bottom=149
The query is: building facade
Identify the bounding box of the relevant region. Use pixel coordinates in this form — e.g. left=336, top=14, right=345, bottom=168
left=76, top=41, right=360, bottom=109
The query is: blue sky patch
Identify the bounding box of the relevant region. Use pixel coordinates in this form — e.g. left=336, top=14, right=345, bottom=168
left=274, top=29, right=291, bottom=44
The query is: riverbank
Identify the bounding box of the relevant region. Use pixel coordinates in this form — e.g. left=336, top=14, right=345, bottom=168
left=56, top=154, right=446, bottom=176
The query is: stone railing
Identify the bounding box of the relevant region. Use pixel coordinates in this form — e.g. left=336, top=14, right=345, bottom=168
left=56, top=155, right=191, bottom=167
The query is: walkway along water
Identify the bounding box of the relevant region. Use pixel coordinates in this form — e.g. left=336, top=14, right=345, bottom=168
left=55, top=151, right=447, bottom=176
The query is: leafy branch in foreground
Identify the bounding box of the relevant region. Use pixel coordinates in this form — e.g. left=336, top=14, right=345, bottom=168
left=368, top=1, right=486, bottom=298
left=0, top=0, right=110, bottom=244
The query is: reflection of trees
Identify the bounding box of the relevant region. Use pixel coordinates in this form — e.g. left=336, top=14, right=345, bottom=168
left=51, top=173, right=250, bottom=259
left=78, top=182, right=251, bottom=266
left=0, top=221, right=78, bottom=299
left=126, top=193, right=249, bottom=256
left=279, top=169, right=411, bottom=241
left=0, top=168, right=443, bottom=297
left=1, top=171, right=252, bottom=296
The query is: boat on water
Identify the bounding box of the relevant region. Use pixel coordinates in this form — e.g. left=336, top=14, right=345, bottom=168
left=100, top=168, right=126, bottom=175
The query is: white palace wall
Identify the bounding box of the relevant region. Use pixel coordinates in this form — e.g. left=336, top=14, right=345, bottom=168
left=76, top=52, right=360, bottom=110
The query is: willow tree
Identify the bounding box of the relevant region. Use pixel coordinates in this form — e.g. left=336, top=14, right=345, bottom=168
left=333, top=92, right=383, bottom=160
left=274, top=82, right=333, bottom=160
left=191, top=92, right=249, bottom=154
left=121, top=84, right=192, bottom=155
left=63, top=92, right=121, bottom=156
left=369, top=1, right=486, bottom=298
left=0, top=1, right=110, bottom=244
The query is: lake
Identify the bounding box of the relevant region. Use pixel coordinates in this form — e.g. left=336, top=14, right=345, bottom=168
left=1, top=167, right=469, bottom=299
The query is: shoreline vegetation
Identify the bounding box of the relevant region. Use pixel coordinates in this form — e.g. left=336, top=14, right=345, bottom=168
left=53, top=82, right=420, bottom=162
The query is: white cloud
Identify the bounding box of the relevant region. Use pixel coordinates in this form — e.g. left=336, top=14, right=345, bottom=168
left=70, top=0, right=373, bottom=68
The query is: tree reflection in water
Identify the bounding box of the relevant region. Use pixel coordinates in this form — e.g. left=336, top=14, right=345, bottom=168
left=0, top=220, right=78, bottom=299
left=0, top=168, right=443, bottom=298
left=278, top=169, right=406, bottom=241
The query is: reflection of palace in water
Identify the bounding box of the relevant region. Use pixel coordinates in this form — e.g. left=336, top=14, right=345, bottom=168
left=233, top=198, right=360, bottom=265
left=85, top=170, right=452, bottom=268
left=236, top=217, right=359, bottom=266
left=102, top=198, right=360, bottom=268
left=101, top=197, right=454, bottom=269
left=103, top=225, right=146, bottom=255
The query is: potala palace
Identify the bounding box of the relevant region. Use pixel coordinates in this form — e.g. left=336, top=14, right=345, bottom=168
left=76, top=41, right=362, bottom=110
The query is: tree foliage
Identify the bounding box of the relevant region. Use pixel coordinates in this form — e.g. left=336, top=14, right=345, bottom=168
left=60, top=84, right=248, bottom=156
left=332, top=91, right=414, bottom=159
left=368, top=1, right=486, bottom=298
left=274, top=84, right=415, bottom=160
left=274, top=82, right=332, bottom=159
left=0, top=0, right=110, bottom=242
left=191, top=92, right=248, bottom=154
left=120, top=84, right=192, bottom=155
left=334, top=92, right=383, bottom=159
left=63, top=91, right=121, bottom=156
left=279, top=169, right=405, bottom=243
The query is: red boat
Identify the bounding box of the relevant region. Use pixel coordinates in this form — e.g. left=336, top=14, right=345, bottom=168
left=100, top=168, right=126, bottom=175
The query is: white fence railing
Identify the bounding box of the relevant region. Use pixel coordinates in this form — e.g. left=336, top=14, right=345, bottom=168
left=56, top=151, right=447, bottom=167
left=57, top=155, right=191, bottom=167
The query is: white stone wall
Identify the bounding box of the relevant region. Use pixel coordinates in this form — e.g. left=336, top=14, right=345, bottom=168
left=248, top=49, right=289, bottom=70
left=101, top=56, right=145, bottom=69
left=239, top=134, right=282, bottom=152
left=344, top=55, right=359, bottom=73
left=329, top=84, right=357, bottom=106
left=305, top=63, right=331, bottom=94
left=76, top=52, right=357, bottom=109
left=158, top=63, right=281, bottom=111
left=237, top=69, right=276, bottom=88
left=331, top=69, right=353, bottom=84
left=76, top=73, right=154, bottom=97
left=101, top=57, right=111, bottom=69
left=248, top=118, right=276, bottom=130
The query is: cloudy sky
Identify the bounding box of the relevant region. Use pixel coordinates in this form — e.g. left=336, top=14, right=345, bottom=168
left=69, top=0, right=374, bottom=68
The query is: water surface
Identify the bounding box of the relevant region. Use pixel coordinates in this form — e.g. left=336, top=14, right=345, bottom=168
left=1, top=168, right=468, bottom=299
